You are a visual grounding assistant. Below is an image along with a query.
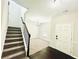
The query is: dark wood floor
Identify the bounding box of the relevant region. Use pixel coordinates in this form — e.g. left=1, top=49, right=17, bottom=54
left=30, top=46, right=75, bottom=59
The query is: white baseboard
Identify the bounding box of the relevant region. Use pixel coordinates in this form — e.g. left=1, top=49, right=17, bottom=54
left=30, top=38, right=50, bottom=42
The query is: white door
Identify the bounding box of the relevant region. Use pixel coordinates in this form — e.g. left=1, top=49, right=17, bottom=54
left=55, top=24, right=72, bottom=55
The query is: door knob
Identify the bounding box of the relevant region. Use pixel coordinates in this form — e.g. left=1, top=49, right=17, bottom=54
left=56, top=35, right=58, bottom=37
left=56, top=38, right=58, bottom=39
left=56, top=35, right=58, bottom=39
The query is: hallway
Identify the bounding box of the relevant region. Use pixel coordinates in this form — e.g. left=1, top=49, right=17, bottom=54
left=1, top=0, right=78, bottom=59
left=21, top=39, right=76, bottom=59
left=22, top=39, right=75, bottom=59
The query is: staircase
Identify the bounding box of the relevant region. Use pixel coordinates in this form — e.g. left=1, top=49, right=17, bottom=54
left=2, top=27, right=26, bottom=59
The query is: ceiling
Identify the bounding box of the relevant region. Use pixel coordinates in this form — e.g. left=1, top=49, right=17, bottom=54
left=13, top=0, right=77, bottom=23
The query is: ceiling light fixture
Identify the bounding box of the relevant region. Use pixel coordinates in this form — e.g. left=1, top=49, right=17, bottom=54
left=64, top=10, right=68, bottom=13
left=54, top=0, right=56, bottom=3
left=51, top=0, right=56, bottom=4
left=49, top=0, right=57, bottom=8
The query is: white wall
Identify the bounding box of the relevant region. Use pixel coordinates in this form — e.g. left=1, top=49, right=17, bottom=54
left=25, top=19, right=38, bottom=39
left=8, top=0, right=22, bottom=27
left=1, top=0, right=8, bottom=54
left=49, top=11, right=78, bottom=57
left=39, top=23, right=50, bottom=41
left=24, top=16, right=50, bottom=41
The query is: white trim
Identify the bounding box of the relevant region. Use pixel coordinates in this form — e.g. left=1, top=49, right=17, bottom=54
left=40, top=38, right=50, bottom=42
left=21, top=25, right=27, bottom=56
left=5, top=41, right=23, bottom=45
left=8, top=26, right=21, bottom=28
left=30, top=38, right=50, bottom=43
left=1, top=26, right=8, bottom=56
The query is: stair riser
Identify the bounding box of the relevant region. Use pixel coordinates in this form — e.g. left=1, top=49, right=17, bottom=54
left=5, top=39, right=23, bottom=43
left=7, top=31, right=21, bottom=34
left=4, top=43, right=24, bottom=49
left=8, top=29, right=21, bottom=30
left=7, top=33, right=21, bottom=35
left=7, top=33, right=21, bottom=34
left=8, top=30, right=21, bottom=31
left=2, top=47, right=25, bottom=57
left=8, top=27, right=20, bottom=29
left=6, top=35, right=22, bottom=38
left=6, top=37, right=23, bottom=40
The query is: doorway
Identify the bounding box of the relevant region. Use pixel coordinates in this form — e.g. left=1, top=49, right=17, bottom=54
left=55, top=24, right=72, bottom=55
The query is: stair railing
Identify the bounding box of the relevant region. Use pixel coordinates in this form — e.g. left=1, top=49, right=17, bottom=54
left=21, top=17, right=31, bottom=57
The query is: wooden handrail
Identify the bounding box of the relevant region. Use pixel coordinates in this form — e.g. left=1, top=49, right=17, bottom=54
left=21, top=17, right=31, bottom=57
left=21, top=17, right=29, bottom=34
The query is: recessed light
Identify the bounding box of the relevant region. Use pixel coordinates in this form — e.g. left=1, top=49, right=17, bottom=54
left=64, top=10, right=68, bottom=12
left=54, top=0, right=56, bottom=3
